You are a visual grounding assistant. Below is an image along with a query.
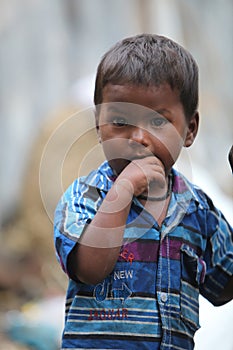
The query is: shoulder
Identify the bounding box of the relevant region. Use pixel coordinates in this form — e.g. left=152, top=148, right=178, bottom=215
left=56, top=161, right=114, bottom=211
left=64, top=161, right=113, bottom=195
left=172, top=168, right=232, bottom=231
left=79, top=160, right=115, bottom=190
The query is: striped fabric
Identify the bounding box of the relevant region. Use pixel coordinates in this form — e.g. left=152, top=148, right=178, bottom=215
left=54, top=161, right=233, bottom=349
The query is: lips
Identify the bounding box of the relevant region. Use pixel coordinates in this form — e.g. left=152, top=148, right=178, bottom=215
left=131, top=154, right=151, bottom=160
left=128, top=149, right=154, bottom=160
left=130, top=153, right=163, bottom=164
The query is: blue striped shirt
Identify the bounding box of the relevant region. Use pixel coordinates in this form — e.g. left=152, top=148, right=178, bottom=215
left=54, top=161, right=233, bottom=349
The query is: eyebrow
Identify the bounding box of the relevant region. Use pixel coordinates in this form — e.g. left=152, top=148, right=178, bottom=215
left=104, top=104, right=172, bottom=120
left=156, top=108, right=172, bottom=116
left=104, top=105, right=127, bottom=114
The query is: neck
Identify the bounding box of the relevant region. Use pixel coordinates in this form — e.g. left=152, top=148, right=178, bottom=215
left=137, top=173, right=173, bottom=202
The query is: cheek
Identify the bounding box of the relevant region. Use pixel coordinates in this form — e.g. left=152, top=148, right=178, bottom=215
left=167, top=134, right=184, bottom=160
left=153, top=128, right=185, bottom=166
left=100, top=138, right=130, bottom=175
left=101, top=138, right=128, bottom=160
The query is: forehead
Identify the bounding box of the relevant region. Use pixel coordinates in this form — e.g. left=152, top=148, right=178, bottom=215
left=96, top=83, right=183, bottom=123
left=100, top=102, right=160, bottom=122
left=101, top=83, right=181, bottom=108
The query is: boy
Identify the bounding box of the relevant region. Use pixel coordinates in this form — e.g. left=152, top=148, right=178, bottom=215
left=54, top=34, right=233, bottom=349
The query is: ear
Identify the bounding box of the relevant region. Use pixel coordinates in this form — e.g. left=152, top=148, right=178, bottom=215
left=184, top=112, right=199, bottom=147
left=94, top=108, right=99, bottom=127
left=94, top=109, right=101, bottom=142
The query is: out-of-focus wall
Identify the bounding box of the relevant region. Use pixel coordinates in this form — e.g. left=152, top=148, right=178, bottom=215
left=0, top=0, right=232, bottom=227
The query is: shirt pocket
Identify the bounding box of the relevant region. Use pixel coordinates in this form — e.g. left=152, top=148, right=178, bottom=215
left=180, top=244, right=206, bottom=333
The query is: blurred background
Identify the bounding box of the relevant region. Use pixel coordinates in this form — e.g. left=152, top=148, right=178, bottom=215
left=0, top=0, right=232, bottom=349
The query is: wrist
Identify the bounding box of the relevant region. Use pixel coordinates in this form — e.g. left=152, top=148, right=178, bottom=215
left=115, top=178, right=134, bottom=197
left=98, top=178, right=133, bottom=214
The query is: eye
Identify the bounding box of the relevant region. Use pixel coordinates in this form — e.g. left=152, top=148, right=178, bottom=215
left=150, top=116, right=168, bottom=128
left=112, top=117, right=128, bottom=127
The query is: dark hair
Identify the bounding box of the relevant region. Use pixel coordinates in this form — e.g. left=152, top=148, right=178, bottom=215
left=94, top=34, right=198, bottom=120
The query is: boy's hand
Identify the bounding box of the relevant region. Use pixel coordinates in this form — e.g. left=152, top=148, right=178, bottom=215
left=117, top=156, right=166, bottom=197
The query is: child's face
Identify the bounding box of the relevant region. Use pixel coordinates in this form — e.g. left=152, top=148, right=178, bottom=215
left=97, top=83, right=198, bottom=176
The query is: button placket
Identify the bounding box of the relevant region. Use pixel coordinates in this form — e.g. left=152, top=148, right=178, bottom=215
left=157, top=233, right=172, bottom=348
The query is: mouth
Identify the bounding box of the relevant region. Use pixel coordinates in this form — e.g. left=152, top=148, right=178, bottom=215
left=130, top=154, right=150, bottom=160
left=129, top=150, right=153, bottom=160
left=131, top=153, right=167, bottom=174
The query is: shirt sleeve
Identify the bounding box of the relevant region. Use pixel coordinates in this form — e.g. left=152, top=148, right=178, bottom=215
left=53, top=177, right=102, bottom=275
left=200, top=196, right=233, bottom=305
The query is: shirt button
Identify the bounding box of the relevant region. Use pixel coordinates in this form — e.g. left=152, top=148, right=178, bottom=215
left=160, top=292, right=168, bottom=303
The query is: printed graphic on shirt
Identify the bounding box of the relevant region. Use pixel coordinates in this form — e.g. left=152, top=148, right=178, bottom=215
left=119, top=248, right=135, bottom=264
left=94, top=270, right=133, bottom=303
left=88, top=307, right=128, bottom=321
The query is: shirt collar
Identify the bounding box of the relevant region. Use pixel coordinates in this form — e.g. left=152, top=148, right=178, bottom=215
left=171, top=168, right=209, bottom=211
left=82, top=160, right=115, bottom=191
left=83, top=161, right=209, bottom=212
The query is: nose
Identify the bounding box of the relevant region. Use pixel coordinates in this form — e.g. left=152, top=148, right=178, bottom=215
left=129, top=126, right=149, bottom=147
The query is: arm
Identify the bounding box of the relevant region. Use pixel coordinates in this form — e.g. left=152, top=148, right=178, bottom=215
left=200, top=194, right=233, bottom=306
left=217, top=148, right=233, bottom=303
left=68, top=179, right=133, bottom=285
left=68, top=156, right=166, bottom=285
left=217, top=277, right=233, bottom=305
left=219, top=146, right=233, bottom=303
left=217, top=146, right=233, bottom=303
left=210, top=146, right=233, bottom=305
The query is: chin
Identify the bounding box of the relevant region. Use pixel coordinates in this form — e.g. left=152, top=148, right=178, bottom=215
left=108, top=159, right=131, bottom=175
